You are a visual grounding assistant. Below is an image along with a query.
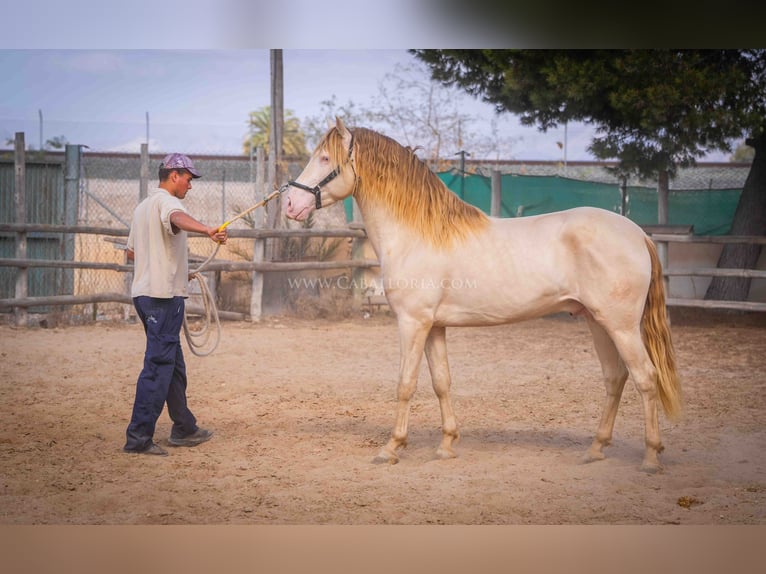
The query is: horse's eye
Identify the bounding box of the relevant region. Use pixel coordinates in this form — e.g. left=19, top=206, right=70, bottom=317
left=320, top=154, right=330, bottom=164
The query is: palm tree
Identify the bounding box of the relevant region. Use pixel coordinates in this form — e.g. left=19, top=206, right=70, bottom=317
left=243, top=106, right=308, bottom=157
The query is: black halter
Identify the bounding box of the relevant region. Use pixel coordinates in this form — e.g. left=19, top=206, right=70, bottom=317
left=287, top=134, right=355, bottom=210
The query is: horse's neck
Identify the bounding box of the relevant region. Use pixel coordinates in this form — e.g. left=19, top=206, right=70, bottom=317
left=354, top=197, right=406, bottom=261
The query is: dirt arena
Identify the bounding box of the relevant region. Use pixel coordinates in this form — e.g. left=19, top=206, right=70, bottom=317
left=1, top=310, right=764, bottom=525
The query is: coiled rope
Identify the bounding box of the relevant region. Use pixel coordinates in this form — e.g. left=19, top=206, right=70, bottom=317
left=181, top=187, right=285, bottom=357
left=183, top=244, right=222, bottom=357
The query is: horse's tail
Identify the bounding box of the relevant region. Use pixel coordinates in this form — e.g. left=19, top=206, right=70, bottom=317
left=641, top=237, right=682, bottom=420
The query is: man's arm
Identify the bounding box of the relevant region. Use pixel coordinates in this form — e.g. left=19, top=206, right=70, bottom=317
left=169, top=211, right=227, bottom=243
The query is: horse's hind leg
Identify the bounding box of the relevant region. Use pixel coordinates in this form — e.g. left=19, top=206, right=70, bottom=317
left=424, top=326, right=459, bottom=459
left=584, top=317, right=629, bottom=464
left=608, top=327, right=665, bottom=473
left=373, top=315, right=432, bottom=464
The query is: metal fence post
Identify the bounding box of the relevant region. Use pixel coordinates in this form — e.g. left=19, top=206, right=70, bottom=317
left=139, top=143, right=149, bottom=201
left=63, top=145, right=80, bottom=296
left=657, top=170, right=670, bottom=297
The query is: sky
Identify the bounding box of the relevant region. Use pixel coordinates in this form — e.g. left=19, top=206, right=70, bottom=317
left=1, top=49, right=598, bottom=160
left=0, top=1, right=739, bottom=162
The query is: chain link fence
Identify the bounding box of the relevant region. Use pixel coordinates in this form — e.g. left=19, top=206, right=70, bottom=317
left=69, top=149, right=350, bottom=322
left=75, top=152, right=256, bottom=320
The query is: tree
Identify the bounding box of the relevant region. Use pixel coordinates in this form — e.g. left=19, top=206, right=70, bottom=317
left=45, top=135, right=68, bottom=150
left=302, top=62, right=518, bottom=169
left=730, top=141, right=755, bottom=163
left=243, top=106, right=308, bottom=157
left=711, top=130, right=766, bottom=302
left=370, top=61, right=519, bottom=169
left=413, top=49, right=766, bottom=302
left=369, top=61, right=476, bottom=168
left=3, top=134, right=68, bottom=150
left=302, top=95, right=374, bottom=151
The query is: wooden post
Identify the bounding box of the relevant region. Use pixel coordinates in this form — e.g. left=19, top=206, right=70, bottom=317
left=266, top=49, right=284, bottom=243
left=490, top=170, right=502, bottom=217
left=139, top=143, right=149, bottom=201
left=620, top=177, right=627, bottom=216
left=270, top=49, right=284, bottom=176
left=264, top=141, right=276, bottom=264
left=13, top=133, right=27, bottom=326
left=250, top=146, right=266, bottom=321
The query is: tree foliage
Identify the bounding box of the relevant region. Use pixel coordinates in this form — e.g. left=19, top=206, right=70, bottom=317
left=243, top=106, right=308, bottom=157
left=412, top=50, right=766, bottom=179
left=730, top=141, right=755, bottom=163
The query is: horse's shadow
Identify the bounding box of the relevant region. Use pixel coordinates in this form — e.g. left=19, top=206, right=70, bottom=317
left=293, top=415, right=644, bottom=465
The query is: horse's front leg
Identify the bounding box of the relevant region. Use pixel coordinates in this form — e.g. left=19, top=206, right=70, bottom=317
left=425, top=326, right=459, bottom=459
left=373, top=315, right=432, bottom=464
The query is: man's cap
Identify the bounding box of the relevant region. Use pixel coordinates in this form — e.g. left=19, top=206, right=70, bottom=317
left=160, top=153, right=201, bottom=178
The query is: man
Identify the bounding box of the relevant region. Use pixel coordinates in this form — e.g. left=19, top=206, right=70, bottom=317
left=123, top=153, right=227, bottom=456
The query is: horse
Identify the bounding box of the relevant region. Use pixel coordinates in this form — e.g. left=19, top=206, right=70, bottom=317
left=283, top=117, right=681, bottom=473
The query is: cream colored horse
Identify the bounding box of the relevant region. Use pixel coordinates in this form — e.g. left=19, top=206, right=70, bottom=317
left=284, top=118, right=681, bottom=472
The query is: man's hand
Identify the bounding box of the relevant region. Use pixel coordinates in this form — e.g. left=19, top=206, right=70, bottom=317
left=169, top=212, right=228, bottom=244
left=207, top=226, right=228, bottom=244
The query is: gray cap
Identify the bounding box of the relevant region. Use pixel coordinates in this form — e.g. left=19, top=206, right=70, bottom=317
left=160, top=153, right=201, bottom=178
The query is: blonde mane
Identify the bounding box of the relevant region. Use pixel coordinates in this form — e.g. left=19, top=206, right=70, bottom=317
left=320, top=126, right=489, bottom=247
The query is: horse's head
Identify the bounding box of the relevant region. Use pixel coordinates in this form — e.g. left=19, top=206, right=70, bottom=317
left=284, top=117, right=356, bottom=222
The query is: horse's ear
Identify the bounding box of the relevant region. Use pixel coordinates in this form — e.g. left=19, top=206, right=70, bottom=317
left=335, top=116, right=349, bottom=137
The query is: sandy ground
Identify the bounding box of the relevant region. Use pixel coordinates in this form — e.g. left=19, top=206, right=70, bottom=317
left=1, top=310, right=765, bottom=525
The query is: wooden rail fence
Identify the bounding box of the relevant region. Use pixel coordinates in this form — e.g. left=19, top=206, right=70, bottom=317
left=0, top=223, right=378, bottom=323
left=650, top=232, right=766, bottom=312
left=1, top=223, right=765, bottom=323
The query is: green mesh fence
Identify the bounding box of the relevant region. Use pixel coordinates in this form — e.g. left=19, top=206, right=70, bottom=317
left=343, top=171, right=742, bottom=235
left=438, top=172, right=741, bottom=236
left=620, top=186, right=741, bottom=235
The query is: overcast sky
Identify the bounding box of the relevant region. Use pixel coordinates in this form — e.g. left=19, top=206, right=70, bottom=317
left=0, top=2, right=733, bottom=161
left=1, top=49, right=600, bottom=160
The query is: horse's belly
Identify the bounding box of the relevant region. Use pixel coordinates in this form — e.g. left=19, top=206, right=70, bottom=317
left=432, top=288, right=580, bottom=326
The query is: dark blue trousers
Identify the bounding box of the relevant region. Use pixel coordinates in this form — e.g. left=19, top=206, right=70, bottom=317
left=124, top=296, right=198, bottom=451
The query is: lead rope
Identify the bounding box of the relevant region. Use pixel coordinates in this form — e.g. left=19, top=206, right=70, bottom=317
left=183, top=244, right=222, bottom=357
left=181, top=187, right=286, bottom=357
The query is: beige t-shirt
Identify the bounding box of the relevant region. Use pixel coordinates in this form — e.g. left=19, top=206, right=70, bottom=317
left=127, top=188, right=189, bottom=298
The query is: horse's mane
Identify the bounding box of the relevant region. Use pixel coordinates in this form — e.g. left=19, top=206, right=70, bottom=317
left=320, top=126, right=489, bottom=248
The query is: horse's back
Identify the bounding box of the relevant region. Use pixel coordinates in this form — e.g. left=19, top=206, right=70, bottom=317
left=491, top=207, right=648, bottom=263
left=483, top=207, right=651, bottom=320
left=494, top=206, right=643, bottom=238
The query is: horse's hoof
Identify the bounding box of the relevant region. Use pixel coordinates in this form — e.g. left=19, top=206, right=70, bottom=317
left=582, top=450, right=606, bottom=464
left=372, top=450, right=398, bottom=465
left=436, top=447, right=457, bottom=460
left=640, top=461, right=663, bottom=474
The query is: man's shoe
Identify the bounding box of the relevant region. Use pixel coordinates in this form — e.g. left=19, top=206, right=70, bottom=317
left=124, top=442, right=168, bottom=456
left=168, top=428, right=213, bottom=447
